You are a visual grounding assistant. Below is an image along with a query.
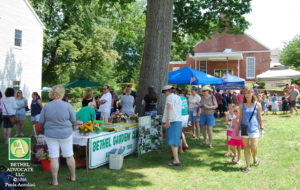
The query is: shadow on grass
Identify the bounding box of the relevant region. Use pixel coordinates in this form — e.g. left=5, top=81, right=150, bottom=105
left=210, top=161, right=242, bottom=172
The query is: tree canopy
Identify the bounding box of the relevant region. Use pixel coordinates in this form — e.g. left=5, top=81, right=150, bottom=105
left=30, top=0, right=251, bottom=94
left=280, top=35, right=300, bottom=69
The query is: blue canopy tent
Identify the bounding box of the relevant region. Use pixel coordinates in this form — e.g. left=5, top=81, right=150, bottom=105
left=214, top=73, right=245, bottom=90
left=168, top=67, right=222, bottom=85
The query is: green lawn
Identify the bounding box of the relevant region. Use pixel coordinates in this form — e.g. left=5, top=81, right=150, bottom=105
left=0, top=115, right=300, bottom=190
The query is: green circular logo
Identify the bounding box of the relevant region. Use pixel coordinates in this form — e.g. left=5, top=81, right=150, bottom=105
left=10, top=139, right=29, bottom=158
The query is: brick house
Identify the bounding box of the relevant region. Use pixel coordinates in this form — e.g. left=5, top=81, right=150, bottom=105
left=169, top=33, right=271, bottom=81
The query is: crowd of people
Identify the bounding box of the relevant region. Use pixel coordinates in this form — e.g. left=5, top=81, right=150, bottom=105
left=160, top=83, right=299, bottom=172
left=0, top=81, right=299, bottom=185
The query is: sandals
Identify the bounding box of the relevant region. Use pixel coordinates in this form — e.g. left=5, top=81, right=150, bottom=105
left=254, top=159, right=260, bottom=167
left=48, top=181, right=58, bottom=186
left=192, top=135, right=196, bottom=138
left=232, top=156, right=238, bottom=163
left=168, top=162, right=181, bottom=167
left=66, top=176, right=76, bottom=182
left=202, top=141, right=207, bottom=145
left=224, top=153, right=231, bottom=157
left=209, top=145, right=213, bottom=149
left=242, top=167, right=251, bottom=173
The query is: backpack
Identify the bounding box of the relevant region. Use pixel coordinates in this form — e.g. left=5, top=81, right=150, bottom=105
left=0, top=165, right=27, bottom=190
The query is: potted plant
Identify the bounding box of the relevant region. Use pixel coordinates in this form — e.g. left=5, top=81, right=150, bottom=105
left=78, top=121, right=94, bottom=136
left=35, top=148, right=51, bottom=172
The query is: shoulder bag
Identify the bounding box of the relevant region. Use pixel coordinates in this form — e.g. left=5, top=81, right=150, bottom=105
left=2, top=102, right=19, bottom=125
left=240, top=103, right=257, bottom=136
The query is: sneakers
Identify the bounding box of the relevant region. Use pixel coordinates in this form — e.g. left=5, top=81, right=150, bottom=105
left=14, top=134, right=19, bottom=137
left=20, top=133, right=24, bottom=137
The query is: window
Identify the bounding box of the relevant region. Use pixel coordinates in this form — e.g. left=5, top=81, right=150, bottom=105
left=214, top=70, right=233, bottom=77
left=246, top=57, right=255, bottom=79
left=14, top=29, right=22, bottom=47
left=172, top=67, right=180, bottom=71
left=13, top=81, right=20, bottom=95
left=199, top=61, right=207, bottom=73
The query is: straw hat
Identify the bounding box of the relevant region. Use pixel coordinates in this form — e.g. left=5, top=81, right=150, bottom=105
left=202, top=86, right=212, bottom=92
left=161, top=85, right=174, bottom=93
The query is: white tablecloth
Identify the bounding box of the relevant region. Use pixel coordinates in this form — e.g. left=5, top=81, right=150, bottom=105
left=73, top=130, right=111, bottom=146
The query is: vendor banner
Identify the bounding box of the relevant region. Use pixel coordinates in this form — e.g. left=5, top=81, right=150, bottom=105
left=89, top=126, right=138, bottom=169
left=138, top=116, right=163, bottom=156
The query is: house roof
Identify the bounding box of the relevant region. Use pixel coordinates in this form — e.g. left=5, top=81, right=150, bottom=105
left=24, top=0, right=46, bottom=30
left=190, top=51, right=243, bottom=61
left=193, top=33, right=270, bottom=53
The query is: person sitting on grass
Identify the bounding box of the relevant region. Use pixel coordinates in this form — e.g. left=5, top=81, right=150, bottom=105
left=162, top=85, right=182, bottom=167
left=228, top=106, right=243, bottom=165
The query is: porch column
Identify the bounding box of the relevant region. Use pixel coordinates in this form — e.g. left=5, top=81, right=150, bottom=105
left=238, top=59, right=240, bottom=78
left=194, top=59, right=196, bottom=70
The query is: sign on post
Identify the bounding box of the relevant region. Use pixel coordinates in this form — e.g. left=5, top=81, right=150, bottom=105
left=88, top=127, right=138, bottom=169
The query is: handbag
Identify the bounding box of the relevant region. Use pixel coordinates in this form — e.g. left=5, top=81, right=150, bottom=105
left=241, top=103, right=257, bottom=136
left=2, top=102, right=19, bottom=125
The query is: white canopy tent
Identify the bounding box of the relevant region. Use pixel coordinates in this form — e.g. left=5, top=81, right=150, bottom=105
left=257, top=67, right=300, bottom=81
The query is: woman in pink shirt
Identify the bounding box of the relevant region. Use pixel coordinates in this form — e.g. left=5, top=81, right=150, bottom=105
left=236, top=89, right=244, bottom=105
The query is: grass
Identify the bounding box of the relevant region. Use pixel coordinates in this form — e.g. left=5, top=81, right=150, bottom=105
left=0, top=114, right=300, bottom=190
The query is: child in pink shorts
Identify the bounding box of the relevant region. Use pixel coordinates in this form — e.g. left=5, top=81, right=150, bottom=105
left=228, top=106, right=243, bottom=165
left=224, top=104, right=235, bottom=157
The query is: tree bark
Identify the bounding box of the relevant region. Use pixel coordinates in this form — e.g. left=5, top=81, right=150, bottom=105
left=136, top=0, right=173, bottom=116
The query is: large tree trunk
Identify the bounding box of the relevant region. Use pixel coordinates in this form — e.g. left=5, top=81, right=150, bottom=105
left=136, top=0, right=173, bottom=116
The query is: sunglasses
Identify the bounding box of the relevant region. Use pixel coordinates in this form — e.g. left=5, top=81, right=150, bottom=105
left=233, top=110, right=238, bottom=113
left=103, top=88, right=107, bottom=90
left=18, top=91, right=22, bottom=94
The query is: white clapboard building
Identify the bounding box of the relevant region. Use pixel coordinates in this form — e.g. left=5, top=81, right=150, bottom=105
left=0, top=0, right=44, bottom=103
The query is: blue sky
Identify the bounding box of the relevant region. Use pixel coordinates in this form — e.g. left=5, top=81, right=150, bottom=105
left=245, top=0, right=300, bottom=50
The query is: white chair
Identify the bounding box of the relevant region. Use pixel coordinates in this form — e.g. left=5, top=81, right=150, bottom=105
left=33, top=124, right=46, bottom=145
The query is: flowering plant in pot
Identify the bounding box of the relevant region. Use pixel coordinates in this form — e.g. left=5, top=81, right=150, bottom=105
left=35, top=148, right=51, bottom=172
left=78, top=121, right=94, bottom=135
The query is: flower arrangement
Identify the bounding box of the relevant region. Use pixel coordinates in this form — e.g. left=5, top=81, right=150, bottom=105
left=112, top=112, right=138, bottom=123
left=78, top=121, right=94, bottom=135
left=129, top=113, right=138, bottom=123
left=35, top=148, right=50, bottom=161
left=93, top=120, right=104, bottom=134
left=112, top=112, right=128, bottom=123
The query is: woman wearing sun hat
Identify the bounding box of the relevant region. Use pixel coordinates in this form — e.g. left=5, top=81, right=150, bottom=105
left=162, top=85, right=182, bottom=166
left=199, top=86, right=218, bottom=148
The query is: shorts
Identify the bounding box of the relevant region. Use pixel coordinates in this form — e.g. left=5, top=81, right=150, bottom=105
left=200, top=114, right=215, bottom=127
left=228, top=138, right=243, bottom=147
left=3, top=115, right=14, bottom=128
left=100, top=112, right=110, bottom=122
left=241, top=133, right=260, bottom=139
left=291, top=100, right=297, bottom=108
left=188, top=111, right=200, bottom=122
left=166, top=121, right=182, bottom=147
left=45, top=134, right=74, bottom=158
left=227, top=130, right=232, bottom=136
left=16, top=114, right=26, bottom=121
left=31, top=114, right=40, bottom=122
left=181, top=115, right=189, bottom=127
